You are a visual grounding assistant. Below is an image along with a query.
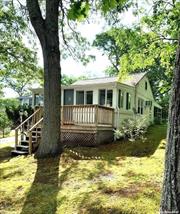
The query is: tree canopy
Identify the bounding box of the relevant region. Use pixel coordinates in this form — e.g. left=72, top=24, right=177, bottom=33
left=0, top=0, right=41, bottom=96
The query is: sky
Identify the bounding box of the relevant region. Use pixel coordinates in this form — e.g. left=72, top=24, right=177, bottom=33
left=3, top=3, right=141, bottom=98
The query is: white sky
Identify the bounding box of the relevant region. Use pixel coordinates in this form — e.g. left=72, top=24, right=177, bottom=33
left=3, top=5, right=140, bottom=98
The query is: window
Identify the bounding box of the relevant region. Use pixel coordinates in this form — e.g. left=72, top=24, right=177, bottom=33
left=118, top=90, right=124, bottom=108
left=86, top=91, right=93, bottom=104
left=138, top=98, right=144, bottom=114
left=107, top=90, right=113, bottom=107
left=99, top=90, right=106, bottom=105
left=145, top=81, right=148, bottom=90
left=76, top=91, right=84, bottom=105
left=99, top=89, right=113, bottom=107
left=34, top=94, right=44, bottom=106
left=64, top=89, right=74, bottom=105
left=126, top=93, right=131, bottom=110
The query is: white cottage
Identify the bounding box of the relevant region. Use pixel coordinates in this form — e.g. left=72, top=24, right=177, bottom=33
left=12, top=72, right=162, bottom=155
left=31, top=72, right=162, bottom=128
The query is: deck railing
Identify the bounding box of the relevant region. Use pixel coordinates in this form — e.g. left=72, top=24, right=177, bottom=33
left=61, top=105, right=114, bottom=126
left=15, top=107, right=43, bottom=147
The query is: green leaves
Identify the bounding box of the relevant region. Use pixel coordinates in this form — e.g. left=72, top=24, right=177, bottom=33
left=0, top=0, right=40, bottom=96
left=67, top=1, right=90, bottom=21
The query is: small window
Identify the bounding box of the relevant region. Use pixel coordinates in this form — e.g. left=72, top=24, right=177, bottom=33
left=138, top=98, right=144, bottom=114
left=118, top=90, right=124, bottom=108
left=99, top=90, right=106, bottom=105
left=126, top=93, right=131, bottom=110
left=76, top=91, right=84, bottom=105
left=86, top=91, right=93, bottom=104
left=107, top=90, right=113, bottom=107
left=145, top=81, right=148, bottom=90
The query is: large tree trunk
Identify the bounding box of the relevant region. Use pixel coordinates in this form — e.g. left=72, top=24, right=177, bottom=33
left=27, top=0, right=62, bottom=158
left=160, top=38, right=180, bottom=212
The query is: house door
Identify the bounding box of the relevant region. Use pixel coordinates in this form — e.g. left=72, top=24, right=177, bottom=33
left=64, top=89, right=74, bottom=105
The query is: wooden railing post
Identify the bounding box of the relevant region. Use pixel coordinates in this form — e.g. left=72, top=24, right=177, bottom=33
left=61, top=106, right=63, bottom=125
left=95, top=105, right=99, bottom=126
left=15, top=129, right=18, bottom=147
left=29, top=131, right=32, bottom=155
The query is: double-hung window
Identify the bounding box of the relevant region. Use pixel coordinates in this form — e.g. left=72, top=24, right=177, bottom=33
left=99, top=89, right=113, bottom=107
left=138, top=98, right=144, bottom=114
left=126, top=92, right=131, bottom=110
left=76, top=90, right=93, bottom=105
left=118, top=90, right=124, bottom=108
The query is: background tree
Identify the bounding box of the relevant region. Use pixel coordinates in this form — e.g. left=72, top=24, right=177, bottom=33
left=0, top=0, right=40, bottom=96
left=93, top=0, right=179, bottom=118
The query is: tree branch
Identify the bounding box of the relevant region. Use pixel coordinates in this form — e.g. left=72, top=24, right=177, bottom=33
left=26, top=0, right=46, bottom=47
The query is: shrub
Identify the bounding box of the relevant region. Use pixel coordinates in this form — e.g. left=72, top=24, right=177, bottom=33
left=0, top=111, right=12, bottom=138
left=5, top=104, right=34, bottom=127
left=114, top=115, right=149, bottom=142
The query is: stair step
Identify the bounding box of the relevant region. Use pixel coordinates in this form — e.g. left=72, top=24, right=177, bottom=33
left=11, top=149, right=29, bottom=156
left=16, top=145, right=29, bottom=151
left=21, top=140, right=37, bottom=146
left=26, top=136, right=41, bottom=140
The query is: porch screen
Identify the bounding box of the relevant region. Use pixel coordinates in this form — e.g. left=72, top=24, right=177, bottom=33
left=64, top=89, right=74, bottom=105
left=126, top=93, right=131, bottom=110
left=118, top=90, right=124, bottom=108
left=76, top=91, right=84, bottom=105
left=86, top=91, right=93, bottom=104
left=99, top=90, right=105, bottom=105
left=107, top=90, right=113, bottom=107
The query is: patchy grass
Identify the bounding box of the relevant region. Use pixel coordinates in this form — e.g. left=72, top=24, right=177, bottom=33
left=0, top=125, right=167, bottom=214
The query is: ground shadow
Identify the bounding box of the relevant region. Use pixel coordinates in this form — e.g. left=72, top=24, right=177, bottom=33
left=0, top=146, right=13, bottom=164
left=20, top=153, right=78, bottom=214
left=65, top=125, right=167, bottom=162
left=20, top=156, right=61, bottom=214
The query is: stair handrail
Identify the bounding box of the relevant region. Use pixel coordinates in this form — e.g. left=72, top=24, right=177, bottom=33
left=28, top=117, right=43, bottom=155
left=15, top=108, right=42, bottom=131
left=15, top=107, right=43, bottom=148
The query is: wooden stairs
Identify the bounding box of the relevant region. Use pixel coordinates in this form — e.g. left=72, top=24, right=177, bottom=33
left=11, top=107, right=43, bottom=156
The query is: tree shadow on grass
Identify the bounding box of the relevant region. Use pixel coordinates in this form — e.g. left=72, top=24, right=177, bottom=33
left=0, top=146, right=13, bottom=164
left=20, top=154, right=78, bottom=214
left=66, top=125, right=167, bottom=162
left=20, top=156, right=61, bottom=214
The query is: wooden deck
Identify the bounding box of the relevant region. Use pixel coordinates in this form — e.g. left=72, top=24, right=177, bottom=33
left=13, top=105, right=115, bottom=155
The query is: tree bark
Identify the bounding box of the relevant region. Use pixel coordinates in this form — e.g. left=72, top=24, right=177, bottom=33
left=26, top=0, right=62, bottom=157
left=160, top=38, right=180, bottom=213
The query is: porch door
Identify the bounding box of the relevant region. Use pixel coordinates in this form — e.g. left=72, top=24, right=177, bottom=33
left=64, top=89, right=74, bottom=105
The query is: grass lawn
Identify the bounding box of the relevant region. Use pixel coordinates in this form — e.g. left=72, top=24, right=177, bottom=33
left=0, top=130, right=15, bottom=139
left=0, top=125, right=167, bottom=214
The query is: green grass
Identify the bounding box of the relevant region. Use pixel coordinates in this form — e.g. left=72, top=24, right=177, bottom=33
left=0, top=125, right=167, bottom=214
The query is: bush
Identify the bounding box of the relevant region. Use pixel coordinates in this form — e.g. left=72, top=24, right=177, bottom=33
left=0, top=111, right=12, bottom=138
left=114, top=115, right=149, bottom=142
left=5, top=104, right=34, bottom=127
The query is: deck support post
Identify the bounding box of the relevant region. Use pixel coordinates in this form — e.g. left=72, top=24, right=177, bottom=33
left=29, top=131, right=32, bottom=155
left=15, top=129, right=18, bottom=148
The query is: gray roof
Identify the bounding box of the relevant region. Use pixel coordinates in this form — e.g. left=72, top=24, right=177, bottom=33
left=72, top=72, right=147, bottom=87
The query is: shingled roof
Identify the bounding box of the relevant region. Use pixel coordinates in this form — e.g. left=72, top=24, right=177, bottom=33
left=72, top=72, right=147, bottom=87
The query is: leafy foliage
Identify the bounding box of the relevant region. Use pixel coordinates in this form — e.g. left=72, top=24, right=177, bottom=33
left=0, top=111, right=11, bottom=138
left=0, top=98, right=33, bottom=127
left=93, top=0, right=179, bottom=117
left=114, top=115, right=149, bottom=142
left=61, top=74, right=87, bottom=86
left=0, top=0, right=40, bottom=96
